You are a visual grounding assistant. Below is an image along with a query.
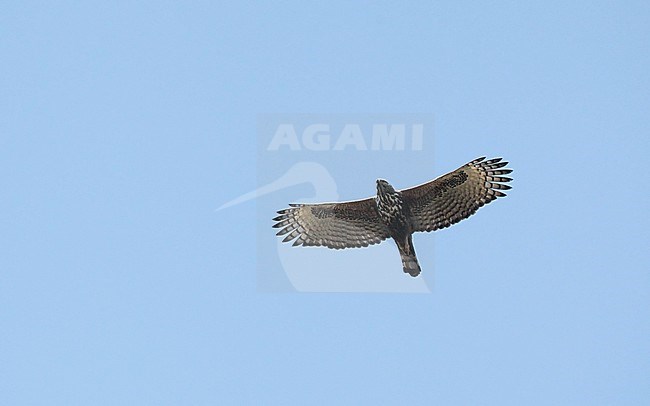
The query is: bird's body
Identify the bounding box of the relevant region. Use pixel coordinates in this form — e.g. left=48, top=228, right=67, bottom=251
left=273, top=157, right=512, bottom=277
left=375, top=180, right=421, bottom=276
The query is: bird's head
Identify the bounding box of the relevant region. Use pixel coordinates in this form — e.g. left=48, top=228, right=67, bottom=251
left=376, top=179, right=396, bottom=195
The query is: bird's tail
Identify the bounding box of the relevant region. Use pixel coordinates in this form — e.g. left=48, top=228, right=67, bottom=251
left=398, top=236, right=421, bottom=277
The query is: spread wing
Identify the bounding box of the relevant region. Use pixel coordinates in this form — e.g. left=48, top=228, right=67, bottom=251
left=401, top=157, right=512, bottom=232
left=273, top=198, right=390, bottom=249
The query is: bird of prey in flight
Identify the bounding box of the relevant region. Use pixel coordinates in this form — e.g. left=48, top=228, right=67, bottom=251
left=273, top=157, right=512, bottom=277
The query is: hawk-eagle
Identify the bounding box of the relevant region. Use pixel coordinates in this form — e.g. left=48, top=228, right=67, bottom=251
left=273, top=157, right=512, bottom=277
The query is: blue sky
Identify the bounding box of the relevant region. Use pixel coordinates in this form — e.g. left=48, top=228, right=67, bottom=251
left=1, top=1, right=649, bottom=405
